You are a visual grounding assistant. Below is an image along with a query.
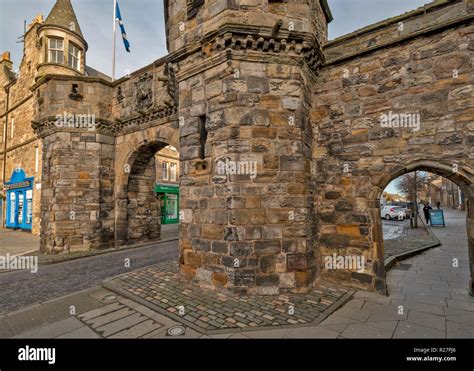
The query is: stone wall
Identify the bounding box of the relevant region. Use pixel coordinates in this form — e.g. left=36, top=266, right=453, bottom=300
left=31, top=74, right=116, bottom=252
left=38, top=131, right=115, bottom=253
left=312, top=8, right=474, bottom=292
left=3, top=0, right=473, bottom=296
left=165, top=0, right=330, bottom=54
left=172, top=0, right=330, bottom=295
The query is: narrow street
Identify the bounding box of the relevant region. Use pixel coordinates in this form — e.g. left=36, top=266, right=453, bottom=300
left=0, top=210, right=471, bottom=339
left=0, top=240, right=178, bottom=315
left=382, top=218, right=409, bottom=240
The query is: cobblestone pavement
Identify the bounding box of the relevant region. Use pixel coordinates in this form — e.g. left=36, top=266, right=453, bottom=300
left=2, top=210, right=471, bottom=339
left=0, top=240, right=178, bottom=315
left=104, top=262, right=352, bottom=334
left=383, top=217, right=439, bottom=260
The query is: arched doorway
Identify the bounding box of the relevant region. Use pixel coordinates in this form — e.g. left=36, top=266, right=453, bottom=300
left=369, top=160, right=474, bottom=296
left=114, top=138, right=180, bottom=247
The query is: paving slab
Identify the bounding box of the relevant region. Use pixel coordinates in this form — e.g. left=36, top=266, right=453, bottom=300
left=446, top=299, right=474, bottom=312
left=95, top=313, right=148, bottom=337
left=243, top=328, right=290, bottom=339
left=393, top=321, right=445, bottom=338
left=13, top=317, right=83, bottom=338
left=446, top=321, right=474, bottom=338
left=284, top=325, right=340, bottom=339
left=341, top=323, right=394, bottom=339
left=57, top=326, right=100, bottom=339
left=78, top=302, right=124, bottom=322
left=390, top=300, right=445, bottom=316
left=108, top=319, right=162, bottom=338
left=404, top=294, right=447, bottom=306
left=367, top=321, right=398, bottom=332
left=406, top=311, right=446, bottom=331
left=85, top=308, right=135, bottom=329
left=0, top=228, right=39, bottom=256
left=319, top=314, right=361, bottom=326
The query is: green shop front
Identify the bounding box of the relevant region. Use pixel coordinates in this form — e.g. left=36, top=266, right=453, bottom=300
left=154, top=184, right=179, bottom=224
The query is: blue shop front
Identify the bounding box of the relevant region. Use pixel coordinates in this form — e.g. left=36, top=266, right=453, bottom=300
left=4, top=169, right=34, bottom=231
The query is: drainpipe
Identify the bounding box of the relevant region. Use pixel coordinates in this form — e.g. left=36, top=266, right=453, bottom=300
left=413, top=171, right=418, bottom=228
left=2, top=80, right=15, bottom=228
left=451, top=181, right=456, bottom=209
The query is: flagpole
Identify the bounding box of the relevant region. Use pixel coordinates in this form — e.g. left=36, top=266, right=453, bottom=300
left=112, top=0, right=117, bottom=81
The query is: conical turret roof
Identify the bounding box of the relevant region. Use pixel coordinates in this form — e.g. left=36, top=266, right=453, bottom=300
left=42, top=0, right=84, bottom=38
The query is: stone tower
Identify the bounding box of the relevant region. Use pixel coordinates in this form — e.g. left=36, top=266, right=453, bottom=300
left=36, top=0, right=88, bottom=77
left=168, top=0, right=333, bottom=294
left=32, top=0, right=116, bottom=253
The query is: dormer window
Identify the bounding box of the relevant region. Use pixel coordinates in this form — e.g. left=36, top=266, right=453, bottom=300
left=68, top=42, right=81, bottom=71
left=48, top=38, right=64, bottom=64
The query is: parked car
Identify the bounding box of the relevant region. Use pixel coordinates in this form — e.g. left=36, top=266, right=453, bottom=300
left=381, top=206, right=406, bottom=220
left=388, top=202, right=413, bottom=218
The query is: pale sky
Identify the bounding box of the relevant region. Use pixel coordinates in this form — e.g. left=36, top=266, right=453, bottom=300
left=1, top=0, right=432, bottom=78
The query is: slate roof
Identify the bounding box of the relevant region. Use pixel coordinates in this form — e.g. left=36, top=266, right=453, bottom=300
left=42, top=0, right=84, bottom=39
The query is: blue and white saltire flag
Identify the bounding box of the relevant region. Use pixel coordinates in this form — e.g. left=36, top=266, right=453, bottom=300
left=116, top=1, right=131, bottom=52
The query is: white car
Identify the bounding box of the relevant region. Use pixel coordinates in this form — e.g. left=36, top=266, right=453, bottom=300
left=381, top=206, right=406, bottom=221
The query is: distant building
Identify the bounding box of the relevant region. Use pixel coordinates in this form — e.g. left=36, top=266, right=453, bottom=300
left=154, top=146, right=179, bottom=224
left=425, top=175, right=465, bottom=211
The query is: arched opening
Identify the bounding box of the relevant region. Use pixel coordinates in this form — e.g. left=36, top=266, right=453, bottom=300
left=370, top=160, right=474, bottom=297
left=115, top=140, right=180, bottom=247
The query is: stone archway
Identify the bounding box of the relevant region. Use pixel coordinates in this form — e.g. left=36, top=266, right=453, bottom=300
left=369, top=159, right=474, bottom=296
left=114, top=125, right=179, bottom=248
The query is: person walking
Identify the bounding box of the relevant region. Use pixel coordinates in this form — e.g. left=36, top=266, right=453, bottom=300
left=423, top=203, right=432, bottom=224
left=436, top=201, right=441, bottom=210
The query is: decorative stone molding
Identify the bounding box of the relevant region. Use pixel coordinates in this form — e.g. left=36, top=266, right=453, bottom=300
left=113, top=108, right=177, bottom=134
left=134, top=72, right=154, bottom=114
left=32, top=116, right=115, bottom=137
left=200, top=26, right=325, bottom=71
left=32, top=106, right=178, bottom=138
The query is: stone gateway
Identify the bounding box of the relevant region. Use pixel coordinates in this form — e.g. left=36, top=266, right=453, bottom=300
left=0, top=0, right=473, bottom=296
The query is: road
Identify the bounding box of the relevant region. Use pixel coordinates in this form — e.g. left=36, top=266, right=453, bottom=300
left=382, top=218, right=409, bottom=240
left=0, top=241, right=179, bottom=315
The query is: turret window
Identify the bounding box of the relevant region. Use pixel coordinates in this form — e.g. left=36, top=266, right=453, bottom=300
left=68, top=42, right=81, bottom=71
left=48, top=38, right=64, bottom=64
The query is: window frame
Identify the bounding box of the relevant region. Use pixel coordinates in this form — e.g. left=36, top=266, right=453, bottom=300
left=170, top=163, right=177, bottom=182
left=162, top=161, right=169, bottom=181
left=68, top=42, right=81, bottom=71
left=48, top=37, right=64, bottom=64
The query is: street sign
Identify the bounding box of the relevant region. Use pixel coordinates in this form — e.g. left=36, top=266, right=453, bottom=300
left=430, top=210, right=446, bottom=227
